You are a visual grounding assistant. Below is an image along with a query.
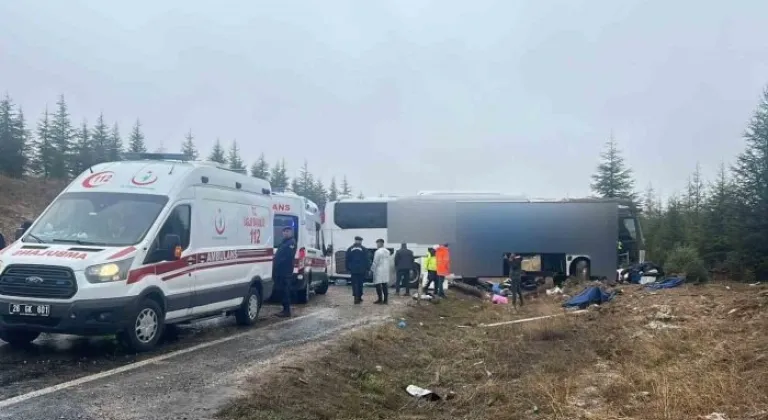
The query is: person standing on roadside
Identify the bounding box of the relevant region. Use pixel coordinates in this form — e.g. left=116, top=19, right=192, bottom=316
left=345, top=236, right=370, bottom=304
left=371, top=238, right=391, bottom=304
left=273, top=227, right=296, bottom=318
left=422, top=247, right=437, bottom=294
left=508, top=253, right=524, bottom=308
left=435, top=243, right=450, bottom=298
left=394, top=243, right=415, bottom=296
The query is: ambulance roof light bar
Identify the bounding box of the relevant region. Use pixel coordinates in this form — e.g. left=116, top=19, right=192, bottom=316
left=121, top=152, right=191, bottom=162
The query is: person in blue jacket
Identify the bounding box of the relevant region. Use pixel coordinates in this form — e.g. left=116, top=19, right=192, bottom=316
left=273, top=227, right=296, bottom=317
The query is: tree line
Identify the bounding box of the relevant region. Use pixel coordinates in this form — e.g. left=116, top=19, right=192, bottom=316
left=0, top=94, right=365, bottom=209
left=590, top=88, right=768, bottom=282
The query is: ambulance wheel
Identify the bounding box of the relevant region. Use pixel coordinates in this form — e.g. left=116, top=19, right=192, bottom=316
left=314, top=276, right=329, bottom=295
left=0, top=329, right=40, bottom=347
left=296, top=276, right=311, bottom=304
left=236, top=287, right=262, bottom=326
left=121, top=299, right=164, bottom=353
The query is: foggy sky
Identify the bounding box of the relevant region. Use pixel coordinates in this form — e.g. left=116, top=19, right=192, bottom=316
left=2, top=0, right=767, bottom=200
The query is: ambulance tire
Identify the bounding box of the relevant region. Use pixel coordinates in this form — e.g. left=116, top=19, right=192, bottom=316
left=235, top=287, right=262, bottom=326
left=0, top=329, right=40, bottom=347
left=296, top=275, right=311, bottom=304
left=120, top=298, right=165, bottom=353
left=314, top=276, right=329, bottom=295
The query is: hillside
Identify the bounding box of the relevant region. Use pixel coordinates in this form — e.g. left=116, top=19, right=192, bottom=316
left=0, top=175, right=66, bottom=243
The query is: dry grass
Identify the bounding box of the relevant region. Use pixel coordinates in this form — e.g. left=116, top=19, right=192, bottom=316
left=0, top=175, right=65, bottom=241
left=220, top=282, right=768, bottom=420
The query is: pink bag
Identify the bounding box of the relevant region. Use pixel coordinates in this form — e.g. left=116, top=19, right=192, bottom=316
left=492, top=294, right=508, bottom=304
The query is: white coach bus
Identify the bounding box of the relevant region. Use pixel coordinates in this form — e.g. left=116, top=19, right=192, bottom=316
left=322, top=196, right=427, bottom=287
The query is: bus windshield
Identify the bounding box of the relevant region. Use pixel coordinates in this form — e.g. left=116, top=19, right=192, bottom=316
left=332, top=202, right=387, bottom=229
left=24, top=192, right=168, bottom=247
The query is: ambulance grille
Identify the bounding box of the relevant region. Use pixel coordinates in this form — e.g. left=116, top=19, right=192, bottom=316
left=0, top=264, right=77, bottom=299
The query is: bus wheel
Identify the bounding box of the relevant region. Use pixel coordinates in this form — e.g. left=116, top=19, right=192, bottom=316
left=409, top=263, right=422, bottom=289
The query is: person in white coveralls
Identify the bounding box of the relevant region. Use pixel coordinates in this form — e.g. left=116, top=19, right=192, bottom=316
left=371, top=238, right=391, bottom=304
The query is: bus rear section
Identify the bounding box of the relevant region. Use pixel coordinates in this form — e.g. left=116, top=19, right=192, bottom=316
left=323, top=197, right=425, bottom=288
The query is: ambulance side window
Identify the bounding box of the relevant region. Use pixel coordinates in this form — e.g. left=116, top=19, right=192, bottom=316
left=145, top=204, right=192, bottom=264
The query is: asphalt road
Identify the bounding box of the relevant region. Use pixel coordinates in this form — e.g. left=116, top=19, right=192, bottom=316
left=0, top=285, right=405, bottom=419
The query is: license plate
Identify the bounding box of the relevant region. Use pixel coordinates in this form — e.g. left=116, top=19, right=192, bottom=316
left=9, top=303, right=51, bottom=317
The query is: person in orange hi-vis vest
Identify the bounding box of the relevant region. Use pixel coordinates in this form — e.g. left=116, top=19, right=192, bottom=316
left=435, top=243, right=450, bottom=298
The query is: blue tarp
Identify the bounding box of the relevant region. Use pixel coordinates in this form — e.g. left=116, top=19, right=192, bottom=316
left=562, top=286, right=615, bottom=308
left=645, top=277, right=684, bottom=290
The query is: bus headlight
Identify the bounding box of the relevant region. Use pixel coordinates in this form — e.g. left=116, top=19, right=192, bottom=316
left=85, top=258, right=134, bottom=283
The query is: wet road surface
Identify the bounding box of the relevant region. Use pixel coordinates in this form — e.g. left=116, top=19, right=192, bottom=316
left=0, top=285, right=406, bottom=419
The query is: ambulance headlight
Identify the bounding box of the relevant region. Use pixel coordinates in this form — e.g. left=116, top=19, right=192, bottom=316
left=85, top=258, right=134, bottom=283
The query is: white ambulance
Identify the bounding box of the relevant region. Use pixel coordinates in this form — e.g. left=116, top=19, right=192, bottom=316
left=0, top=153, right=275, bottom=352
left=271, top=192, right=329, bottom=303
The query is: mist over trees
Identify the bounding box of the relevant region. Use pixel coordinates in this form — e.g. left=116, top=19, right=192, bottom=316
left=0, top=94, right=364, bottom=208
left=591, top=88, right=768, bottom=281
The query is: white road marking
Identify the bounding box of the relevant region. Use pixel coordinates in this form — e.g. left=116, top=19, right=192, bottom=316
left=0, top=309, right=332, bottom=410
left=479, top=310, right=587, bottom=328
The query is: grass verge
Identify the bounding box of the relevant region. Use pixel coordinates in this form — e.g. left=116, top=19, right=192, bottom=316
left=220, top=283, right=768, bottom=420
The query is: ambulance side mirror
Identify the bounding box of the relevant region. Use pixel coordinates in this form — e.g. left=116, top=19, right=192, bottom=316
left=161, top=234, right=182, bottom=261
left=324, top=245, right=333, bottom=256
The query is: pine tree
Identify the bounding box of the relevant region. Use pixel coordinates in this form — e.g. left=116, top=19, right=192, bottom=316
left=181, top=129, right=198, bottom=160
left=208, top=138, right=227, bottom=164
left=682, top=162, right=707, bottom=250
left=328, top=177, right=339, bottom=202
left=700, top=162, right=737, bottom=266
left=128, top=119, right=147, bottom=153
left=269, top=159, right=289, bottom=191
left=341, top=176, right=352, bottom=196
left=732, top=87, right=768, bottom=276
left=227, top=140, right=245, bottom=171
left=296, top=160, right=314, bottom=195
left=357, top=191, right=365, bottom=199
left=91, top=113, right=110, bottom=164
left=49, top=95, right=73, bottom=179
left=313, top=178, right=328, bottom=210
left=107, top=123, right=122, bottom=161
left=0, top=94, right=21, bottom=177
left=249, top=153, right=269, bottom=179
left=0, top=96, right=29, bottom=178
left=31, top=107, right=55, bottom=178
left=72, top=120, right=93, bottom=176
left=590, top=134, right=636, bottom=202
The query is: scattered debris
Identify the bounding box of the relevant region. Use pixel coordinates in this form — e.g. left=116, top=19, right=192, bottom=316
left=491, top=294, right=508, bottom=304
left=701, top=413, right=728, bottom=420
left=546, top=286, right=563, bottom=295
left=406, top=384, right=442, bottom=401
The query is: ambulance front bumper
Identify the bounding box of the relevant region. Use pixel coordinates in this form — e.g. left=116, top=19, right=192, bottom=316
left=0, top=296, right=135, bottom=336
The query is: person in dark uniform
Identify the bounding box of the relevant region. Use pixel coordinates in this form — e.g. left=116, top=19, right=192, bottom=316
left=507, top=253, right=524, bottom=308
left=345, top=236, right=370, bottom=304
left=273, top=227, right=296, bottom=317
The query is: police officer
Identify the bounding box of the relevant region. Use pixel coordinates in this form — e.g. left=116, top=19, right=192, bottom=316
left=345, top=236, right=370, bottom=304
left=273, top=226, right=296, bottom=317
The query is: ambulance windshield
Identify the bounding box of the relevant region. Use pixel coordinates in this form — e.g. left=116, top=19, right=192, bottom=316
left=24, top=192, right=169, bottom=247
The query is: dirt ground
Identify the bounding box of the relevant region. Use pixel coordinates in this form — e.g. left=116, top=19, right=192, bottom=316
left=0, top=175, right=65, bottom=241
left=220, top=281, right=768, bottom=420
